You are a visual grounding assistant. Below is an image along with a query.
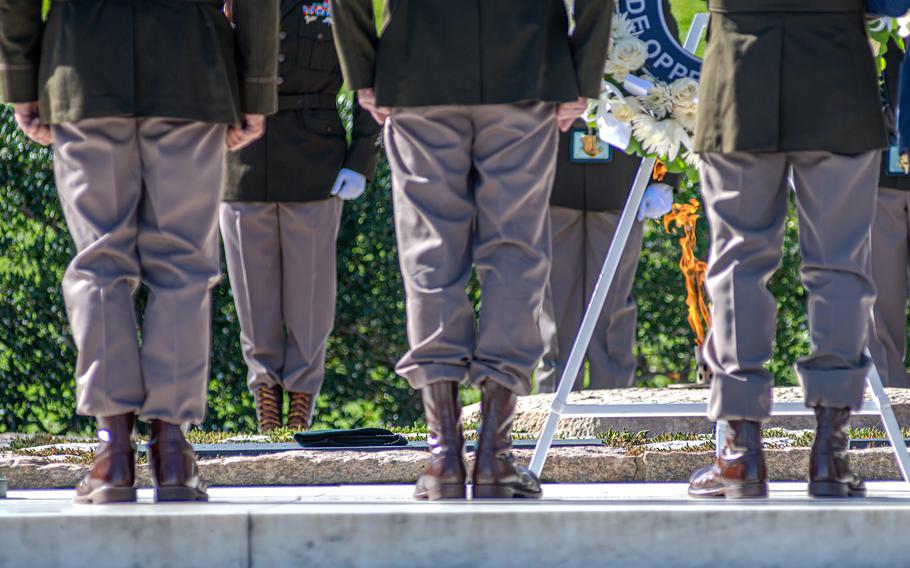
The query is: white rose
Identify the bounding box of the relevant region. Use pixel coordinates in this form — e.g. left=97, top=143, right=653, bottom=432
left=604, top=58, right=631, bottom=82
left=670, top=77, right=699, bottom=107
left=609, top=38, right=648, bottom=75
left=611, top=96, right=643, bottom=124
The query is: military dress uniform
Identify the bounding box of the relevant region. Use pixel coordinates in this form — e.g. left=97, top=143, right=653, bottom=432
left=870, top=40, right=910, bottom=388
left=538, top=5, right=679, bottom=393
left=689, top=0, right=887, bottom=499
left=0, top=0, right=279, bottom=503
left=332, top=0, right=612, bottom=500
left=220, top=0, right=380, bottom=432
left=537, top=129, right=647, bottom=392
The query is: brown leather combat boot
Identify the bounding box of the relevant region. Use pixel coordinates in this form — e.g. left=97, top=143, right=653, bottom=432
left=414, top=382, right=467, bottom=500
left=809, top=406, right=865, bottom=498
left=148, top=420, right=208, bottom=502
left=287, top=392, right=314, bottom=431
left=689, top=420, right=768, bottom=499
left=74, top=413, right=137, bottom=504
left=254, top=384, right=283, bottom=433
left=472, top=381, right=542, bottom=499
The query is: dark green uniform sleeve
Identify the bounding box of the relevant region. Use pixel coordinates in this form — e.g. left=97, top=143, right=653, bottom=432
left=330, top=0, right=378, bottom=90
left=232, top=0, right=281, bottom=115
left=0, top=0, right=44, bottom=103
left=343, top=92, right=381, bottom=180
left=571, top=0, right=613, bottom=99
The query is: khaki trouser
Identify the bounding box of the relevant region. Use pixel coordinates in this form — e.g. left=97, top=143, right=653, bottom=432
left=699, top=151, right=879, bottom=421
left=219, top=199, right=343, bottom=396
left=52, top=117, right=226, bottom=424
left=537, top=207, right=643, bottom=392
left=385, top=102, right=558, bottom=396
left=869, top=187, right=910, bottom=387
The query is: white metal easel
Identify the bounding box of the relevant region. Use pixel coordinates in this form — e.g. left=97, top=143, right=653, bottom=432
left=529, top=14, right=910, bottom=485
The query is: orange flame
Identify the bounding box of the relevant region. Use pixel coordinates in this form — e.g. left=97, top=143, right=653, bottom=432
left=662, top=199, right=712, bottom=346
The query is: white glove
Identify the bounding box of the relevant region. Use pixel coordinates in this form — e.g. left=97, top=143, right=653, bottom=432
left=330, top=168, right=367, bottom=200
left=637, top=183, right=674, bottom=222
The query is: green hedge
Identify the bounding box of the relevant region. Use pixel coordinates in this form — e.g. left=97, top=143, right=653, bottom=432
left=0, top=104, right=817, bottom=435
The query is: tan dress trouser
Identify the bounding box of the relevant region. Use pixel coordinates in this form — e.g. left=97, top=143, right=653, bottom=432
left=385, top=102, right=558, bottom=396
left=699, top=151, right=879, bottom=421
left=869, top=187, right=910, bottom=387
left=537, top=207, right=643, bottom=392
left=52, top=117, right=226, bottom=424
left=219, top=198, right=343, bottom=395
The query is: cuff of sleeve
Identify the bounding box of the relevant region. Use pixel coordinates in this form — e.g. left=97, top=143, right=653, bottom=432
left=343, top=136, right=381, bottom=181
left=576, top=74, right=601, bottom=100
left=341, top=59, right=376, bottom=92
left=240, top=77, right=279, bottom=116
left=1, top=67, right=39, bottom=104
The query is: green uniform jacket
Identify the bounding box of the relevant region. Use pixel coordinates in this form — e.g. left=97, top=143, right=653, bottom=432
left=0, top=0, right=280, bottom=124
left=329, top=0, right=613, bottom=107
left=224, top=0, right=381, bottom=202
left=695, top=0, right=887, bottom=154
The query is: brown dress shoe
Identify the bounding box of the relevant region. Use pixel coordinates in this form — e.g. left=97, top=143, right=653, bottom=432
left=287, top=392, right=314, bottom=431
left=688, top=420, right=768, bottom=499
left=254, top=384, right=283, bottom=433
left=414, top=382, right=467, bottom=500
left=472, top=381, right=542, bottom=499
left=74, top=414, right=137, bottom=504
left=148, top=420, right=208, bottom=502
left=809, top=406, right=865, bottom=498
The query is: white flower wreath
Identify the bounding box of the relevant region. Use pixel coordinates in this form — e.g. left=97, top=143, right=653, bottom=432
left=586, top=11, right=699, bottom=183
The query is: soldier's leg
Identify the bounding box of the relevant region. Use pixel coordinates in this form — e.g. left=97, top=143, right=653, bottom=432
left=790, top=151, right=879, bottom=410
left=536, top=206, right=586, bottom=393
left=134, top=118, right=227, bottom=425
left=386, top=106, right=475, bottom=501
left=52, top=117, right=145, bottom=418
left=868, top=187, right=910, bottom=387
left=700, top=152, right=790, bottom=422
left=586, top=210, right=643, bottom=389
left=279, top=198, right=344, bottom=428
left=219, top=202, right=285, bottom=431
left=689, top=152, right=788, bottom=499
left=469, top=101, right=555, bottom=500
left=385, top=107, right=476, bottom=387
left=469, top=101, right=558, bottom=396
left=219, top=202, right=285, bottom=392
left=791, top=151, right=878, bottom=498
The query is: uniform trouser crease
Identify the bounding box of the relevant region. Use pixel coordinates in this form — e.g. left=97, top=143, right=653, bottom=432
left=53, top=117, right=226, bottom=424
left=386, top=103, right=558, bottom=396
left=219, top=199, right=343, bottom=395
left=699, top=151, right=878, bottom=421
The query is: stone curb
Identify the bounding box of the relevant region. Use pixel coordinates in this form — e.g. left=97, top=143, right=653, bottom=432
left=463, top=387, right=910, bottom=436
left=1, top=446, right=903, bottom=489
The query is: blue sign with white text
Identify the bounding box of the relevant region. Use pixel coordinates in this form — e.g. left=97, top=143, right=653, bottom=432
left=616, top=0, right=702, bottom=82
